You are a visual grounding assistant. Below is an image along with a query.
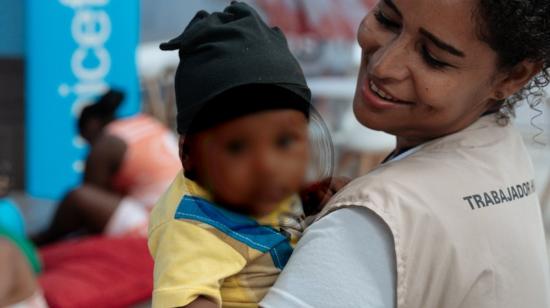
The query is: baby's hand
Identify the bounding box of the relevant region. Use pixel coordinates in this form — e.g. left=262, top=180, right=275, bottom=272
left=300, top=177, right=351, bottom=216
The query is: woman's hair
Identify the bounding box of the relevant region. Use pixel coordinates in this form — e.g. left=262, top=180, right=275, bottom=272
left=474, top=0, right=550, bottom=123
left=78, top=89, right=124, bottom=134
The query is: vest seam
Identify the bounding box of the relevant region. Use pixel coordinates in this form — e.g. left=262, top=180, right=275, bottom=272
left=318, top=201, right=408, bottom=308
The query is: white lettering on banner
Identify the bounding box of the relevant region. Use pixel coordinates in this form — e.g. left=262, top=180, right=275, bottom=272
left=60, top=0, right=108, bottom=9
left=71, top=46, right=111, bottom=80
left=59, top=0, right=111, bottom=172
left=72, top=10, right=110, bottom=46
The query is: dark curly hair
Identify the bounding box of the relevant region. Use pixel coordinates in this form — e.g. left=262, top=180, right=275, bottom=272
left=78, top=89, right=124, bottom=135
left=474, top=0, right=550, bottom=123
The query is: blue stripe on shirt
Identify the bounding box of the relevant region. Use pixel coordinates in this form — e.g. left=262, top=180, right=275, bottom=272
left=175, top=195, right=292, bottom=269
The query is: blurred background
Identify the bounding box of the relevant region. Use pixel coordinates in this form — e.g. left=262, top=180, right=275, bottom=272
left=0, top=0, right=548, bottom=307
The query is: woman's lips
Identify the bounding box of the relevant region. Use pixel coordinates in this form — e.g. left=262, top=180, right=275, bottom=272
left=361, top=77, right=415, bottom=110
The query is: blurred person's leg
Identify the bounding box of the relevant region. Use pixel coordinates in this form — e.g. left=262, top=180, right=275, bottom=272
left=103, top=198, right=149, bottom=237
left=32, top=185, right=121, bottom=246
left=0, top=239, right=37, bottom=306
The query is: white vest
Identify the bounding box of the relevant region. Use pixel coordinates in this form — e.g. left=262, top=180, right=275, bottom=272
left=318, top=115, right=550, bottom=308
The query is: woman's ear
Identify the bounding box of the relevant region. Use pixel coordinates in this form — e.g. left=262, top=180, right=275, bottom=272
left=492, top=60, right=543, bottom=100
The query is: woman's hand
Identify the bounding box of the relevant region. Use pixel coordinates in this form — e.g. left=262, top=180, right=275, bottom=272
left=300, top=177, right=351, bottom=216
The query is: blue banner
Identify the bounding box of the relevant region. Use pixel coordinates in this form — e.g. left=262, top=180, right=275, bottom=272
left=26, top=0, right=140, bottom=199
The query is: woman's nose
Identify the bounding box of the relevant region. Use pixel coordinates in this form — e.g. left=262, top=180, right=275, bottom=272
left=370, top=37, right=411, bottom=82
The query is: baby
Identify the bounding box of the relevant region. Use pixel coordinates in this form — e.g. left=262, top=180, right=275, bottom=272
left=148, top=2, right=314, bottom=307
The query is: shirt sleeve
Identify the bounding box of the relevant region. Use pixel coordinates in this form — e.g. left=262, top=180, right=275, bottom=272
left=148, top=219, right=247, bottom=308
left=260, top=207, right=396, bottom=308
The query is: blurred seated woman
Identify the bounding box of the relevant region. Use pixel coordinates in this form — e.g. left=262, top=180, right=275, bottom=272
left=34, top=89, right=181, bottom=245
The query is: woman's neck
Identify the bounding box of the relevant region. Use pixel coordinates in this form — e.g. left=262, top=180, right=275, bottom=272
left=395, top=136, right=426, bottom=153
left=394, top=111, right=490, bottom=152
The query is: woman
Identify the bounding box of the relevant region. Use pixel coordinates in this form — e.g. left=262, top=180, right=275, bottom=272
left=34, top=89, right=181, bottom=245
left=261, top=0, right=550, bottom=307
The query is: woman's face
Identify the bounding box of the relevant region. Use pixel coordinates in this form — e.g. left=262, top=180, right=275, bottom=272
left=183, top=110, right=310, bottom=217
left=354, top=0, right=503, bottom=149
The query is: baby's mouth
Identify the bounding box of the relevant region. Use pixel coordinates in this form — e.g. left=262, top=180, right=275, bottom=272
left=256, top=186, right=288, bottom=203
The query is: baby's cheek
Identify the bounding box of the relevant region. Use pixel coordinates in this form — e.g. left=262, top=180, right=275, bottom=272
left=281, top=158, right=308, bottom=188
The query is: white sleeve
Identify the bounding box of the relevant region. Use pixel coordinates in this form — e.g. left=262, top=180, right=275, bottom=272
left=260, top=207, right=396, bottom=308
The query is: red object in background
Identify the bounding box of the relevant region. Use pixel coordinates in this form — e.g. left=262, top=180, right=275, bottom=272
left=255, top=0, right=377, bottom=40
left=38, top=236, right=153, bottom=308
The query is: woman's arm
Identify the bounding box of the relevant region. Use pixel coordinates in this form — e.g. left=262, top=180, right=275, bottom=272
left=84, top=134, right=126, bottom=190
left=261, top=207, right=396, bottom=308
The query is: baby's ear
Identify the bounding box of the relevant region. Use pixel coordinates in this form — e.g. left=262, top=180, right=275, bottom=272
left=179, top=135, right=200, bottom=181
left=178, top=136, right=191, bottom=169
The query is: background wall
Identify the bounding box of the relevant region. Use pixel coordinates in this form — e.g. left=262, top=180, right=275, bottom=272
left=0, top=0, right=25, bottom=189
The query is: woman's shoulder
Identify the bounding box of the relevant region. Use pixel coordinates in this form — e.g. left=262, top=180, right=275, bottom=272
left=330, top=156, right=440, bottom=202
left=106, top=113, right=170, bottom=140
left=322, top=114, right=530, bottom=215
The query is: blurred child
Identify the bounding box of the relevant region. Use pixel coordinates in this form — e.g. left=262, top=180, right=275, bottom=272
left=148, top=2, right=314, bottom=307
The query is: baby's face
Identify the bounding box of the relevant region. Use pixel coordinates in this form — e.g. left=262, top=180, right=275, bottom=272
left=185, top=110, right=310, bottom=217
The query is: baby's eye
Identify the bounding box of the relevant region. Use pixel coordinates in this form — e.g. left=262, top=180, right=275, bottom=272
left=276, top=134, right=296, bottom=149
left=225, top=139, right=247, bottom=155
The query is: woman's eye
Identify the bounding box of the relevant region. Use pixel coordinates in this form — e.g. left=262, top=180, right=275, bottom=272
left=374, top=10, right=401, bottom=31
left=421, top=45, right=449, bottom=69
left=225, top=140, right=247, bottom=155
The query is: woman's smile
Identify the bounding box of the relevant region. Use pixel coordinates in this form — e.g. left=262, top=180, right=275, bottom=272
left=361, top=76, right=416, bottom=111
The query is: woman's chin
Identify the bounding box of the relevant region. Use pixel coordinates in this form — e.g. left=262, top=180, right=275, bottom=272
left=352, top=96, right=389, bottom=132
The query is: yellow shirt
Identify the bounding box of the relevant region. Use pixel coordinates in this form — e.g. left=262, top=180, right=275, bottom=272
left=148, top=172, right=303, bottom=308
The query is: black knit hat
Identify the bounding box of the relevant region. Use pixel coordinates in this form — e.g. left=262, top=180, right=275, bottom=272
left=160, top=1, right=311, bottom=134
